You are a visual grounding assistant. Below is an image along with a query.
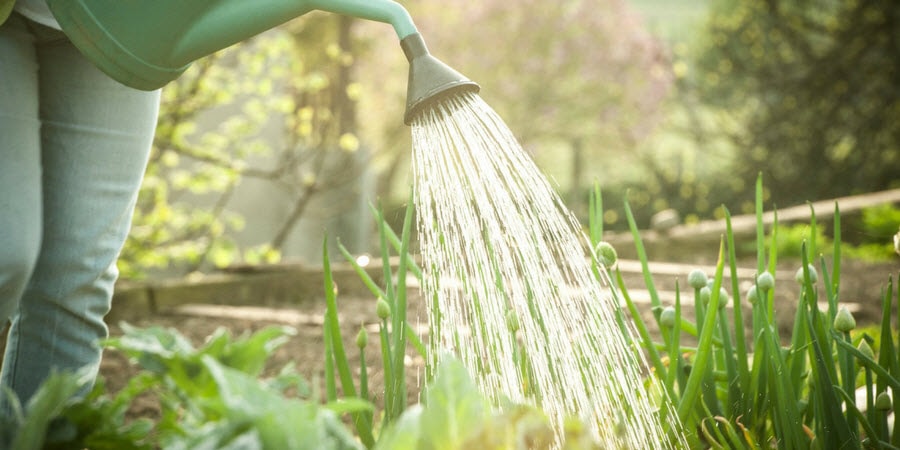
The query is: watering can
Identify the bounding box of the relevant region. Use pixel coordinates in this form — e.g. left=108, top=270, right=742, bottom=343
left=45, top=0, right=478, bottom=123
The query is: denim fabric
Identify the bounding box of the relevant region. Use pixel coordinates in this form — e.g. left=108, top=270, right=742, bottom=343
left=0, top=13, right=159, bottom=407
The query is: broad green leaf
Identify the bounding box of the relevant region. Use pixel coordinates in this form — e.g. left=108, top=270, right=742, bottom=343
left=12, top=371, right=88, bottom=450
left=211, top=326, right=296, bottom=376
left=374, top=405, right=424, bottom=450
left=418, top=356, right=489, bottom=450
left=200, top=355, right=364, bottom=450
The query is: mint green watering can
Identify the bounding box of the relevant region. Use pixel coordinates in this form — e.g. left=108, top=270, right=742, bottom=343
left=46, top=0, right=478, bottom=123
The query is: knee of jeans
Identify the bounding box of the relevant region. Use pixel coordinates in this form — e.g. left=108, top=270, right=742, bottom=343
left=0, top=236, right=41, bottom=318
left=23, top=251, right=119, bottom=320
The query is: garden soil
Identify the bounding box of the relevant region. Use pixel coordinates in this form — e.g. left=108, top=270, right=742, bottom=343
left=0, top=258, right=896, bottom=422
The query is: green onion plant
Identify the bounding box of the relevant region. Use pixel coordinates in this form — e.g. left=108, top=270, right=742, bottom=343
left=593, top=174, right=900, bottom=449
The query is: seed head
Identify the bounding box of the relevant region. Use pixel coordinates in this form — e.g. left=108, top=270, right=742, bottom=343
left=746, top=285, right=760, bottom=305
left=718, top=288, right=729, bottom=309
left=595, top=241, right=618, bottom=267
left=756, top=271, right=775, bottom=292
left=833, top=306, right=856, bottom=333
left=356, top=327, right=368, bottom=349
left=660, top=306, right=677, bottom=328
left=688, top=269, right=708, bottom=290
left=876, top=392, right=893, bottom=411
left=859, top=340, right=875, bottom=360
left=699, top=287, right=711, bottom=306
left=376, top=297, right=391, bottom=320
left=795, top=264, right=818, bottom=284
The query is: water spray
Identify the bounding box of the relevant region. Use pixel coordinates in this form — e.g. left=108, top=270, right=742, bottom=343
left=46, top=0, right=477, bottom=124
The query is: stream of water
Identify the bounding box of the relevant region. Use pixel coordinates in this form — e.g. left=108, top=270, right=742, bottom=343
left=411, top=92, right=683, bottom=449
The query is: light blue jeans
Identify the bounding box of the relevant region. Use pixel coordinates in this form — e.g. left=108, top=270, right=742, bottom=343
left=0, top=13, right=159, bottom=407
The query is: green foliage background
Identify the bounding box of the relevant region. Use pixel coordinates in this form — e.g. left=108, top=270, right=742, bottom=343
left=693, top=0, right=899, bottom=206
left=117, top=0, right=900, bottom=277
left=120, top=15, right=368, bottom=278
left=612, top=0, right=899, bottom=229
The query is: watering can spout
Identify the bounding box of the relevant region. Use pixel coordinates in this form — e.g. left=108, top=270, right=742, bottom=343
left=401, top=33, right=479, bottom=125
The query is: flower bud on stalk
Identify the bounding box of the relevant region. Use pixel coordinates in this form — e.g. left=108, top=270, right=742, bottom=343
left=876, top=392, right=893, bottom=411
left=795, top=264, right=818, bottom=284
left=660, top=306, right=677, bottom=328
left=594, top=241, right=618, bottom=268
left=746, top=285, right=760, bottom=305
left=833, top=306, right=856, bottom=333
left=857, top=340, right=875, bottom=372
left=376, top=297, right=391, bottom=320
left=718, top=288, right=729, bottom=309
left=356, top=327, right=368, bottom=349
left=688, top=269, right=708, bottom=290
left=699, top=287, right=711, bottom=306
left=756, top=271, right=775, bottom=292
left=858, top=340, right=875, bottom=362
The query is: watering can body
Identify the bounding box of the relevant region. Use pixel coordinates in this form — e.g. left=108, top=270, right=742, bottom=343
left=46, top=0, right=417, bottom=91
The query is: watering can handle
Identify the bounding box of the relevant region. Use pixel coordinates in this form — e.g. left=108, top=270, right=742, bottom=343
left=308, top=0, right=418, bottom=39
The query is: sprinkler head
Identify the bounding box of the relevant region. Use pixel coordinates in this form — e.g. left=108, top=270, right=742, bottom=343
left=401, top=33, right=479, bottom=125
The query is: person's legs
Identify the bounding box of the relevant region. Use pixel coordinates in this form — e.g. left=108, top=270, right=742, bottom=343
left=0, top=19, right=160, bottom=405
left=0, top=14, right=43, bottom=341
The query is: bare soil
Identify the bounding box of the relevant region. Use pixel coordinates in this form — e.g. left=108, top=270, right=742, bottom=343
left=99, top=285, right=431, bottom=420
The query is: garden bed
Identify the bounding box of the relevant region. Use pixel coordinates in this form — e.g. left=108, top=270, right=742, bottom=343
left=90, top=255, right=897, bottom=420
left=0, top=253, right=894, bottom=429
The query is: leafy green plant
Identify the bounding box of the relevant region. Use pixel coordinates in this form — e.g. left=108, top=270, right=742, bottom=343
left=859, top=205, right=900, bottom=240
left=757, top=204, right=900, bottom=262
left=844, top=204, right=900, bottom=261
left=373, top=354, right=605, bottom=450
left=4, top=195, right=611, bottom=449
left=764, top=222, right=829, bottom=260
left=2, top=324, right=367, bottom=450
left=325, top=200, right=426, bottom=437
left=594, top=174, right=900, bottom=448
left=6, top=320, right=602, bottom=449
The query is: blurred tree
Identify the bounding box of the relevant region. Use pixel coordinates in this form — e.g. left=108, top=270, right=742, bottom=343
left=120, top=15, right=369, bottom=278
left=689, top=0, right=900, bottom=207
left=354, top=0, right=672, bottom=213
